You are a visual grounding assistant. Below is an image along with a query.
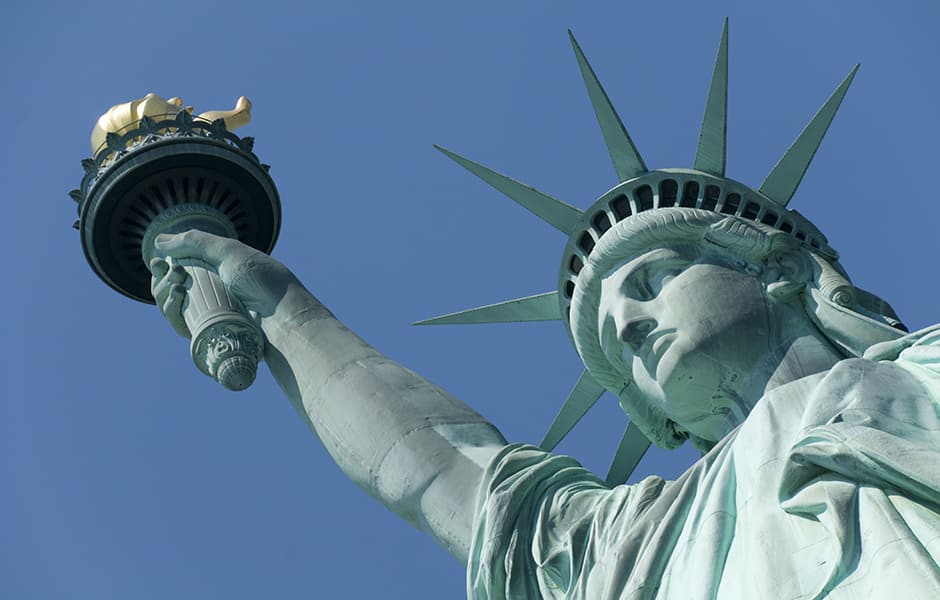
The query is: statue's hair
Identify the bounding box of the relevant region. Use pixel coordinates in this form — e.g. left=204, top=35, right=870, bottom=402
left=570, top=208, right=904, bottom=449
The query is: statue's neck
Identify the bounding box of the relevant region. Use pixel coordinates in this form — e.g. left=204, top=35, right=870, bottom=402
left=706, top=302, right=845, bottom=447
left=756, top=302, right=845, bottom=396
left=669, top=298, right=847, bottom=451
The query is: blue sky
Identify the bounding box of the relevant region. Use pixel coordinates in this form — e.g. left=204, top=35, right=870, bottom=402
left=5, top=1, right=940, bottom=598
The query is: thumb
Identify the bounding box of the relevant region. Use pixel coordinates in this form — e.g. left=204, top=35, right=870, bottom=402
left=153, top=229, right=236, bottom=268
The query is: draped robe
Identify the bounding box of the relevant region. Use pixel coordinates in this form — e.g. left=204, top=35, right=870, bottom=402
left=469, top=328, right=940, bottom=599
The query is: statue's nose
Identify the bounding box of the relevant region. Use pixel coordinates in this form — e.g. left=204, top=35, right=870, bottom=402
left=620, top=317, right=657, bottom=355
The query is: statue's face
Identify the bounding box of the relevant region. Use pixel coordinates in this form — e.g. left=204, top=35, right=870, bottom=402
left=598, top=243, right=776, bottom=444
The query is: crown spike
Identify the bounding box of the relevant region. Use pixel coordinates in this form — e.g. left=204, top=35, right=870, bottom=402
left=414, top=291, right=560, bottom=326
left=539, top=370, right=606, bottom=451
left=434, top=146, right=582, bottom=234
left=605, top=421, right=652, bottom=486
left=694, top=19, right=729, bottom=176
left=759, top=65, right=859, bottom=207
left=568, top=31, right=648, bottom=182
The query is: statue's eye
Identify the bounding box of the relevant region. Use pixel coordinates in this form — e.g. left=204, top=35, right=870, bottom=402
left=650, top=269, right=680, bottom=295
left=634, top=270, right=655, bottom=300
left=627, top=263, right=684, bottom=301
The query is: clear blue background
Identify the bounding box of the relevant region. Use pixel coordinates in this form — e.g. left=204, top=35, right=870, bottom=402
left=5, top=1, right=939, bottom=597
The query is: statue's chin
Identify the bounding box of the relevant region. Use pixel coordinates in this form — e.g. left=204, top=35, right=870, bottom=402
left=690, top=408, right=743, bottom=445
left=657, top=366, right=750, bottom=443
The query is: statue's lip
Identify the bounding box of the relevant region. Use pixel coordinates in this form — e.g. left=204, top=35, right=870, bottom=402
left=643, top=330, right=676, bottom=376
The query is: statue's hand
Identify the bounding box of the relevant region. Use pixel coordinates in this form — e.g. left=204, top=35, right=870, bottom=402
left=148, top=229, right=303, bottom=333
left=149, top=256, right=190, bottom=337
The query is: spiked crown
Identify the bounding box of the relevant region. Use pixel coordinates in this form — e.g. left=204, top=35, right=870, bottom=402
left=418, top=21, right=877, bottom=484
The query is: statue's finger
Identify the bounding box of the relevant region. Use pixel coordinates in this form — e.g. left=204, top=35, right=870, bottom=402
left=151, top=271, right=177, bottom=308
left=162, top=283, right=184, bottom=315
left=149, top=259, right=183, bottom=301
left=167, top=263, right=187, bottom=284
left=163, top=283, right=190, bottom=338
left=149, top=257, right=169, bottom=279
left=151, top=280, right=169, bottom=308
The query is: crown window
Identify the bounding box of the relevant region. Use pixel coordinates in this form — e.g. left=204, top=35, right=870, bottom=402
left=569, top=255, right=584, bottom=275
left=610, top=194, right=631, bottom=221
left=636, top=185, right=653, bottom=211
left=702, top=185, right=720, bottom=210
left=659, top=179, right=678, bottom=207
left=680, top=181, right=699, bottom=207
left=592, top=211, right=612, bottom=234
left=720, top=192, right=740, bottom=214
left=578, top=231, right=595, bottom=254
left=742, top=202, right=760, bottom=220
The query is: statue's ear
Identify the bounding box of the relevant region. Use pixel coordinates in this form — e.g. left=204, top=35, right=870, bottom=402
left=764, top=246, right=813, bottom=301
left=704, top=217, right=812, bottom=300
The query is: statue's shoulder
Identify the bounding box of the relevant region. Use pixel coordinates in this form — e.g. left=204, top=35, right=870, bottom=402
left=862, top=324, right=940, bottom=362
left=854, top=324, right=940, bottom=396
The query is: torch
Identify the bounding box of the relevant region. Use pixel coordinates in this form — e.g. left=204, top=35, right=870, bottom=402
left=71, top=94, right=281, bottom=390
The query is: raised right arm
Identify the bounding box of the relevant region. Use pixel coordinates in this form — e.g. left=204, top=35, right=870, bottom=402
left=150, top=230, right=508, bottom=563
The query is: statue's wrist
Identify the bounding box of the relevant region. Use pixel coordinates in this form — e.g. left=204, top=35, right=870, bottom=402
left=263, top=283, right=334, bottom=338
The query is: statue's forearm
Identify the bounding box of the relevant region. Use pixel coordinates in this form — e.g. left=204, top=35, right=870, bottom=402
left=259, top=282, right=507, bottom=562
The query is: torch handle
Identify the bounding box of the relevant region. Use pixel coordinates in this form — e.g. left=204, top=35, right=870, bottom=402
left=172, top=256, right=264, bottom=391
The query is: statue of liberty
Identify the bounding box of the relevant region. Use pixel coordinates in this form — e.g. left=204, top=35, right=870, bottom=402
left=144, top=23, right=940, bottom=598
